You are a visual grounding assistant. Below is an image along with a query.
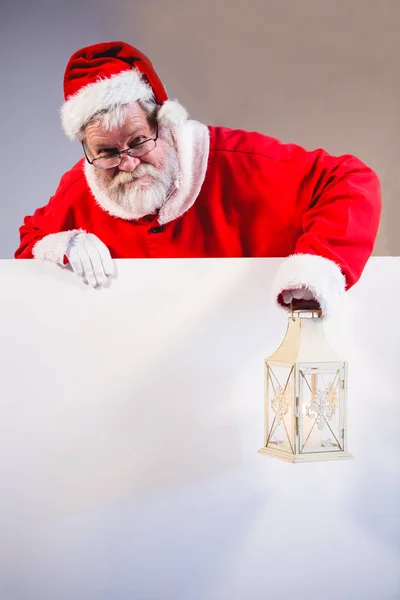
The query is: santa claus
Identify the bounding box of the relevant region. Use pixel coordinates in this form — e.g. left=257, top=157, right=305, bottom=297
left=15, top=41, right=381, bottom=316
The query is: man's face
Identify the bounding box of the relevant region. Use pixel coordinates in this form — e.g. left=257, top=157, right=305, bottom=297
left=83, top=102, right=179, bottom=219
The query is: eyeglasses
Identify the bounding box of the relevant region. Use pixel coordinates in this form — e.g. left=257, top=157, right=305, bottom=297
left=82, top=124, right=158, bottom=170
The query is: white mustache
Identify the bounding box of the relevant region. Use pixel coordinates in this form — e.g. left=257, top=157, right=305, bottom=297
left=110, top=165, right=159, bottom=189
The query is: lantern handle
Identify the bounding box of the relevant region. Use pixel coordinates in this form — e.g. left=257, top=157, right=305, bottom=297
left=290, top=305, right=323, bottom=320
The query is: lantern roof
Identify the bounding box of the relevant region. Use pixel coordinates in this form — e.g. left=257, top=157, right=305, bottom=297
left=268, top=310, right=342, bottom=363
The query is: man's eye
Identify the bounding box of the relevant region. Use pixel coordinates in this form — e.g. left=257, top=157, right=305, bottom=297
left=97, top=150, right=116, bottom=158
left=130, top=136, right=146, bottom=146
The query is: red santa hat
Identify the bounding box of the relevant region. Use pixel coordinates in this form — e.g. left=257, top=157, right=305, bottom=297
left=60, top=41, right=188, bottom=140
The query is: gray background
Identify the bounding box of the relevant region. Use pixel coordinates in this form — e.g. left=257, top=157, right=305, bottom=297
left=1, top=0, right=398, bottom=257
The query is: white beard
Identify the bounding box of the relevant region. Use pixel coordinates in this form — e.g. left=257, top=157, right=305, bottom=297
left=84, top=141, right=180, bottom=221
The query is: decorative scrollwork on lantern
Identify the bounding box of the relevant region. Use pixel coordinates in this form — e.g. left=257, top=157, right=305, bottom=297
left=306, top=382, right=338, bottom=430
left=271, top=381, right=292, bottom=425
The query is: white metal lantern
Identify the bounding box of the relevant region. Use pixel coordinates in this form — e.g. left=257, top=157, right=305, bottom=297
left=258, top=309, right=353, bottom=463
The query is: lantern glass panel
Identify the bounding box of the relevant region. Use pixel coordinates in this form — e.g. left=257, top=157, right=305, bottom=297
left=266, top=364, right=295, bottom=454
left=298, top=367, right=344, bottom=454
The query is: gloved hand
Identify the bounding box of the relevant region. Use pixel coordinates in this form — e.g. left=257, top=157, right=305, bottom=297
left=281, top=286, right=320, bottom=310
left=65, top=233, right=114, bottom=287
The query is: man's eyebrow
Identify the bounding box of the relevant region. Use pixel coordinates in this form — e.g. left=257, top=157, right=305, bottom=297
left=128, top=128, right=149, bottom=139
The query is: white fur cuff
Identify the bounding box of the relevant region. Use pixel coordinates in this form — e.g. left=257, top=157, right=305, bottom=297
left=271, top=253, right=346, bottom=318
left=33, top=230, right=85, bottom=264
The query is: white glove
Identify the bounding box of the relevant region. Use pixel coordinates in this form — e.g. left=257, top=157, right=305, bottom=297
left=65, top=233, right=114, bottom=287
left=281, top=286, right=317, bottom=306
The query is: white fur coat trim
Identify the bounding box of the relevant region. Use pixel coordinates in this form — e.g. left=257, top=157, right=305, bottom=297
left=33, top=229, right=85, bottom=264
left=271, top=253, right=346, bottom=318
left=61, top=69, right=187, bottom=140
left=159, top=120, right=209, bottom=225
left=84, top=119, right=210, bottom=223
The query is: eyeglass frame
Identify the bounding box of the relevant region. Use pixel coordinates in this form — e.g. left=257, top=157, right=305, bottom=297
left=82, top=123, right=159, bottom=170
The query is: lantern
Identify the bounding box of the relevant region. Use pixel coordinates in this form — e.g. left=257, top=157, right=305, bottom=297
left=258, top=309, right=353, bottom=463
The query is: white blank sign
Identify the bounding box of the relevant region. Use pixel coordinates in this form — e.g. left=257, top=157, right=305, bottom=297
left=0, top=258, right=399, bottom=600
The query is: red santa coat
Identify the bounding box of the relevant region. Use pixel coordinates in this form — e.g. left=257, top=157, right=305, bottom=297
left=15, top=121, right=381, bottom=316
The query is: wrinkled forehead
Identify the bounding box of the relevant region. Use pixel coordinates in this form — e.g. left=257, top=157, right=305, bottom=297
left=84, top=102, right=153, bottom=145
left=85, top=100, right=152, bottom=130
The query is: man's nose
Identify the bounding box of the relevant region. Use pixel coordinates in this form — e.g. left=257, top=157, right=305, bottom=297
left=117, top=154, right=140, bottom=172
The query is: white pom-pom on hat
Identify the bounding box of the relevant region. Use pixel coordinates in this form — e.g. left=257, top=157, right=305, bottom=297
left=157, top=99, right=189, bottom=129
